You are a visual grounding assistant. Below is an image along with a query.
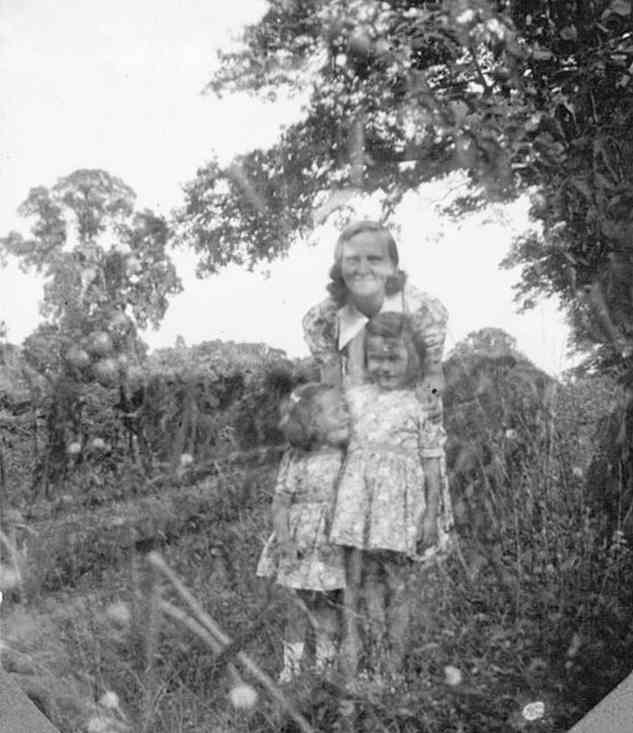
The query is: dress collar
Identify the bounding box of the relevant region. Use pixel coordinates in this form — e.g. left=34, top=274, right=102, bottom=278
left=337, top=290, right=405, bottom=350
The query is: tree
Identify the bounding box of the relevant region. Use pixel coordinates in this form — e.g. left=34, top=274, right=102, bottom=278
left=177, top=0, right=633, bottom=376
left=178, top=0, right=523, bottom=271
left=2, top=169, right=181, bottom=378
left=500, top=0, right=633, bottom=379
left=0, top=169, right=182, bottom=491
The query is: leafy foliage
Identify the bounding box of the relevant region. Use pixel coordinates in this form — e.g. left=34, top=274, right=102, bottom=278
left=130, top=340, right=312, bottom=469
left=177, top=0, right=633, bottom=385
left=443, top=328, right=557, bottom=541
left=6, top=362, right=633, bottom=731
left=178, top=0, right=521, bottom=270
left=178, top=1, right=629, bottom=262
left=498, top=0, right=633, bottom=375
left=585, top=386, right=633, bottom=538
left=0, top=169, right=182, bottom=492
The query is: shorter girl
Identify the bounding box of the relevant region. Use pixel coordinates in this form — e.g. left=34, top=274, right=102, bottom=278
left=330, top=312, right=450, bottom=680
left=257, top=383, right=350, bottom=682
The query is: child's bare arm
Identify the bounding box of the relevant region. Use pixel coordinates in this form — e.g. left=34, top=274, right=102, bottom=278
left=418, top=404, right=446, bottom=548
left=270, top=450, right=296, bottom=554
left=272, top=493, right=291, bottom=543
left=421, top=457, right=440, bottom=547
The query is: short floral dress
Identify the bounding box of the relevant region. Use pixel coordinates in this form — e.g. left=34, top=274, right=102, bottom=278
left=257, top=447, right=346, bottom=592
left=328, top=384, right=446, bottom=559
left=302, top=282, right=454, bottom=562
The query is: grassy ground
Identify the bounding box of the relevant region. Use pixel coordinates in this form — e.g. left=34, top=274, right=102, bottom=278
left=2, top=423, right=633, bottom=732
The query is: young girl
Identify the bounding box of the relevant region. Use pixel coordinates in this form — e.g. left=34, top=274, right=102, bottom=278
left=256, top=382, right=350, bottom=683
left=329, top=312, right=451, bottom=680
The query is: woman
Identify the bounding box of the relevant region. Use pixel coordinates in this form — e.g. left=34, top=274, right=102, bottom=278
left=302, top=220, right=453, bottom=679
left=302, top=220, right=447, bottom=402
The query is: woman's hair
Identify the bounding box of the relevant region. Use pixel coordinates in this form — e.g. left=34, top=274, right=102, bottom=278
left=364, top=312, right=426, bottom=387
left=327, top=221, right=407, bottom=306
left=278, top=382, right=340, bottom=449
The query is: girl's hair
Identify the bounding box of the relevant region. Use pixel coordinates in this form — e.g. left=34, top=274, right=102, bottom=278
left=364, top=312, right=426, bottom=387
left=327, top=221, right=407, bottom=306
left=279, top=382, right=341, bottom=450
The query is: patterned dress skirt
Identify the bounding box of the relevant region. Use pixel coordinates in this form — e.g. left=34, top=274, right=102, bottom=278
left=329, top=443, right=426, bottom=559
left=257, top=500, right=346, bottom=592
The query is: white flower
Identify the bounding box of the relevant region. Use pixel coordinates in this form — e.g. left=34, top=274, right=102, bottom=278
left=522, top=701, right=545, bottom=721
left=444, top=665, right=462, bottom=686
left=92, top=438, right=107, bottom=450
left=505, top=429, right=518, bottom=440
left=572, top=466, right=584, bottom=479
left=456, top=9, right=476, bottom=24
left=106, top=601, right=131, bottom=626
left=229, top=683, right=258, bottom=709
left=99, top=691, right=120, bottom=710
left=67, top=441, right=82, bottom=455
left=180, top=453, right=194, bottom=467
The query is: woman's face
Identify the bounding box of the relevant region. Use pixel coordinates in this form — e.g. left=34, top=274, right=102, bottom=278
left=366, top=335, right=409, bottom=390
left=340, top=231, right=396, bottom=301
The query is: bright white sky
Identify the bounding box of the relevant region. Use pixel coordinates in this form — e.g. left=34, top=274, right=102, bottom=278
left=0, top=0, right=573, bottom=375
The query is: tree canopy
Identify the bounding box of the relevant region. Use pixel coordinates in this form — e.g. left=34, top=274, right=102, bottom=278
left=177, top=0, right=633, bottom=375
left=1, top=169, right=182, bottom=384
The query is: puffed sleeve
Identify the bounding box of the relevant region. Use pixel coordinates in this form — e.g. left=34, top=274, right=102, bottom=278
left=405, top=284, right=449, bottom=383
left=273, top=448, right=298, bottom=499
left=302, top=298, right=341, bottom=380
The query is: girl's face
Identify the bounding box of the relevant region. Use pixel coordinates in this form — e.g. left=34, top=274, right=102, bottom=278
left=340, top=231, right=396, bottom=301
left=314, top=390, right=350, bottom=446
left=366, top=335, right=409, bottom=390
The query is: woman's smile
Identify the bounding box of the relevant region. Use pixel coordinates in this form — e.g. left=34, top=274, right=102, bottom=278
left=340, top=232, right=396, bottom=300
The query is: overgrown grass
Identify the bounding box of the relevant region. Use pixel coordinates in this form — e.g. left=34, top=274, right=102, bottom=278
left=2, top=371, right=633, bottom=732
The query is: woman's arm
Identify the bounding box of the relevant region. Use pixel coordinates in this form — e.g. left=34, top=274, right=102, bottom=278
left=302, top=299, right=341, bottom=385
left=418, top=411, right=447, bottom=548
left=407, top=286, right=448, bottom=403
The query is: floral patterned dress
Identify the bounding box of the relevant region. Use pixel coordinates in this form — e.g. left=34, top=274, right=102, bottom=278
left=302, top=282, right=454, bottom=561
left=328, top=384, right=447, bottom=558
left=257, top=447, right=347, bottom=592
left=302, top=282, right=448, bottom=393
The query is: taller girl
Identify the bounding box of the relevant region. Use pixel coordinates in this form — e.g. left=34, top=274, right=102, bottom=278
left=302, top=220, right=454, bottom=673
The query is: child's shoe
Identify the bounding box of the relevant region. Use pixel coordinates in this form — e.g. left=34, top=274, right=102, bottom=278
left=278, top=641, right=304, bottom=684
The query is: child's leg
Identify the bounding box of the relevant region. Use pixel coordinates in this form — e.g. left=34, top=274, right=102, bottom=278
left=341, top=547, right=362, bottom=679
left=310, top=591, right=340, bottom=673
left=383, top=556, right=411, bottom=678
left=279, top=590, right=308, bottom=683
left=363, top=554, right=387, bottom=669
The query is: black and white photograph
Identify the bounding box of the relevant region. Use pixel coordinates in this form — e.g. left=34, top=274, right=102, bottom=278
left=1, top=1, right=632, bottom=731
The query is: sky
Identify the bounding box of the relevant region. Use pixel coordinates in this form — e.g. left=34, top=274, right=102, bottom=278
left=0, top=0, right=573, bottom=376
